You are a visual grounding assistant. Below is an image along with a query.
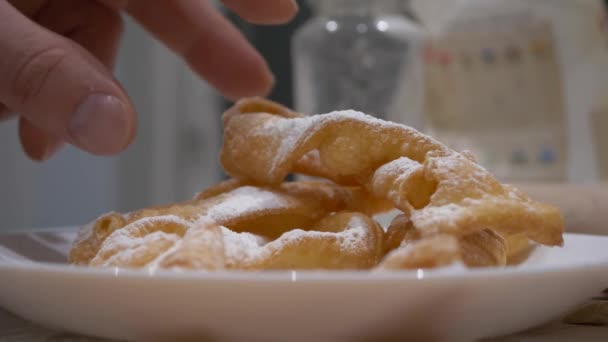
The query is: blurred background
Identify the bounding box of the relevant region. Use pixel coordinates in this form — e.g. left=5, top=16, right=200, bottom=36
left=1, top=0, right=607, bottom=231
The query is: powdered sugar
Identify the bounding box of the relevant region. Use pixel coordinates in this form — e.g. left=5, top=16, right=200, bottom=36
left=412, top=203, right=463, bottom=231
left=73, top=212, right=122, bottom=246
left=207, top=186, right=291, bottom=222
left=338, top=216, right=369, bottom=252
left=83, top=203, right=382, bottom=269
left=265, top=109, right=423, bottom=174
left=381, top=157, right=423, bottom=175
left=429, top=152, right=490, bottom=185
left=263, top=117, right=313, bottom=171
left=91, top=215, right=189, bottom=266
left=323, top=109, right=394, bottom=126
left=221, top=227, right=268, bottom=264
left=220, top=214, right=373, bottom=267
left=98, top=230, right=181, bottom=267
left=262, top=215, right=370, bottom=254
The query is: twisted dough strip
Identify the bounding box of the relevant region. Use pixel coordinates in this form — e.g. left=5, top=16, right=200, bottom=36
left=378, top=215, right=506, bottom=270
left=70, top=180, right=389, bottom=266
left=227, top=212, right=384, bottom=270
left=88, top=212, right=384, bottom=271
left=220, top=97, right=564, bottom=247
left=90, top=216, right=225, bottom=270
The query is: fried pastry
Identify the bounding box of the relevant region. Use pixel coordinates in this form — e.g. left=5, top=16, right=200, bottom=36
left=228, top=212, right=384, bottom=270
left=90, top=216, right=225, bottom=270
left=220, top=97, right=564, bottom=247
left=84, top=211, right=384, bottom=271
left=69, top=97, right=565, bottom=272
left=377, top=235, right=463, bottom=270
left=70, top=181, right=387, bottom=266
left=379, top=214, right=506, bottom=269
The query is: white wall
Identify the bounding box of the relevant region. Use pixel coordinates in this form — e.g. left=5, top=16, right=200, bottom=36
left=114, top=16, right=223, bottom=213
left=0, top=122, right=117, bottom=231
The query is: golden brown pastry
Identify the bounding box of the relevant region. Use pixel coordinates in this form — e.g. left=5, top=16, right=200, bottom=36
left=69, top=97, right=565, bottom=272
left=220, top=97, right=564, bottom=248
left=80, top=210, right=384, bottom=271
left=378, top=214, right=506, bottom=269
left=70, top=182, right=386, bottom=269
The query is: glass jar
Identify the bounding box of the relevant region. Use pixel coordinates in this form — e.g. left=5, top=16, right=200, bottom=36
left=291, top=0, right=424, bottom=121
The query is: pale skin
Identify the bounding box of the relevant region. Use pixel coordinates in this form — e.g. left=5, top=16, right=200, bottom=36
left=0, top=0, right=298, bottom=161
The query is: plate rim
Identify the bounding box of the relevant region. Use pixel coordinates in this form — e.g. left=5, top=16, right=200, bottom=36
left=0, top=233, right=606, bottom=283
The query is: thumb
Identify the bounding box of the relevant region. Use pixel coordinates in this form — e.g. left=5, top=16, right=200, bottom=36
left=0, top=1, right=136, bottom=156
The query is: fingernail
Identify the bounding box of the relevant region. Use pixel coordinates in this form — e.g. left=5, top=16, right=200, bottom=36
left=69, top=94, right=133, bottom=154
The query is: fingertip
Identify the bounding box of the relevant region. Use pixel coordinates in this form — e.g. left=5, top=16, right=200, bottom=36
left=222, top=0, right=299, bottom=26
left=228, top=41, right=276, bottom=99
left=274, top=0, right=299, bottom=24
left=0, top=0, right=136, bottom=158
left=67, top=93, right=137, bottom=156
left=187, top=39, right=276, bottom=101
left=18, top=118, right=65, bottom=162
left=249, top=1, right=299, bottom=25
left=222, top=66, right=276, bottom=102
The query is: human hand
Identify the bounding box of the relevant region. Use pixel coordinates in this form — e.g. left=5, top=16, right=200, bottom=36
left=0, top=0, right=298, bottom=161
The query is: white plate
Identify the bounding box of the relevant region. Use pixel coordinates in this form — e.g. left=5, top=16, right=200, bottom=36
left=0, top=228, right=607, bottom=342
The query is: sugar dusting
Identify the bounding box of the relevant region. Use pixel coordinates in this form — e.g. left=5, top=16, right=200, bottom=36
left=73, top=212, right=123, bottom=246
left=93, top=215, right=189, bottom=266
left=263, top=117, right=313, bottom=171
left=265, top=109, right=424, bottom=173
left=262, top=215, right=369, bottom=253
left=77, top=101, right=558, bottom=269
left=148, top=217, right=226, bottom=271
left=339, top=216, right=369, bottom=252
left=100, top=230, right=181, bottom=267
left=221, top=215, right=371, bottom=265
left=376, top=157, right=422, bottom=176
left=99, top=215, right=186, bottom=246
left=221, top=227, right=268, bottom=264
left=207, top=186, right=291, bottom=222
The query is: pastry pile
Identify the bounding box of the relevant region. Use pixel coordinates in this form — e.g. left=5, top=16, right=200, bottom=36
left=69, top=98, right=564, bottom=271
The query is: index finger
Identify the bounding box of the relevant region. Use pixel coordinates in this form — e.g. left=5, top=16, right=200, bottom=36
left=221, top=0, right=298, bottom=25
